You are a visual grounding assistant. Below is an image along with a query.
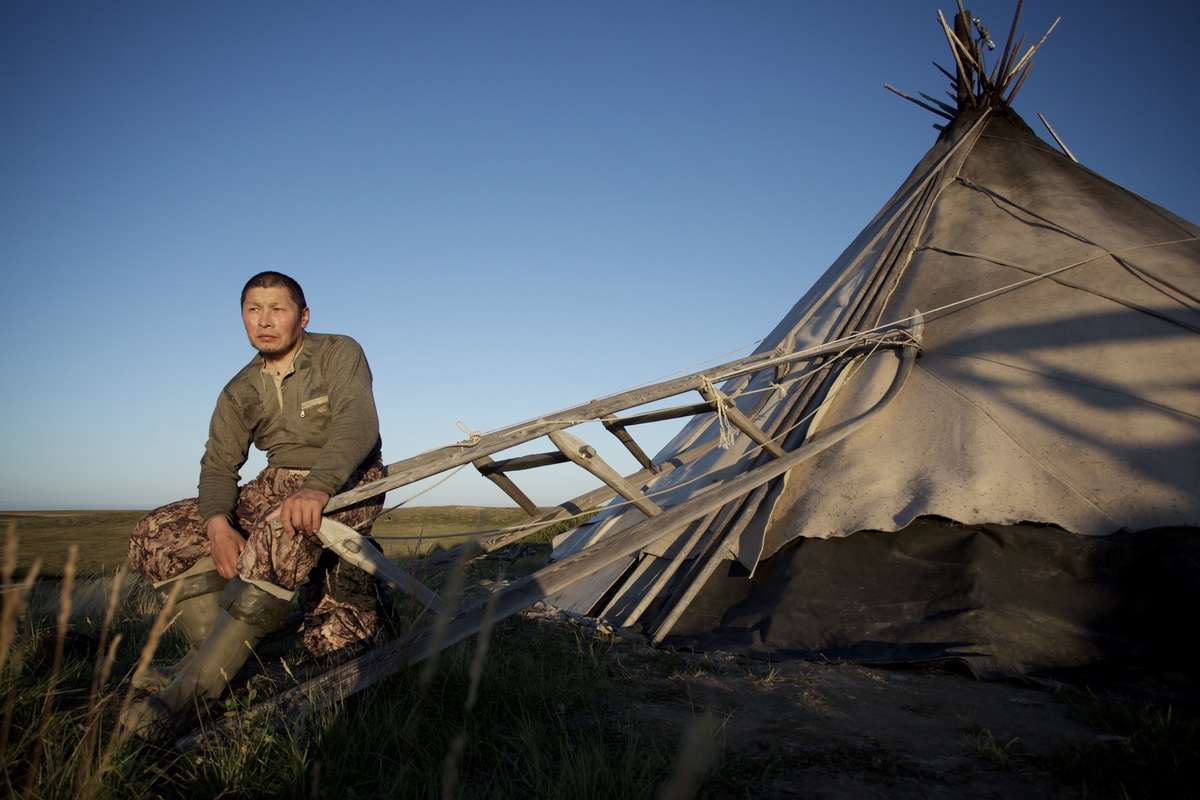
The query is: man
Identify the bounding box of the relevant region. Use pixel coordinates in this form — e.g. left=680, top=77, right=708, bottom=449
left=122, top=271, right=387, bottom=737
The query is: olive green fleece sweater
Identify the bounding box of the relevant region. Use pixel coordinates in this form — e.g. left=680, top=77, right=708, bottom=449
left=198, top=332, right=383, bottom=526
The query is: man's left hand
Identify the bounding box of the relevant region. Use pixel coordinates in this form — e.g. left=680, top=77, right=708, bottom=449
left=273, top=488, right=331, bottom=538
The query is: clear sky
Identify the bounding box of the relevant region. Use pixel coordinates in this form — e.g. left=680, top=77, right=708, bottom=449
left=2, top=1, right=1197, bottom=511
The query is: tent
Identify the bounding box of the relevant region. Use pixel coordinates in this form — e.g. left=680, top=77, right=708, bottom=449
left=548, top=6, right=1200, bottom=685
left=182, top=7, right=1200, bottom=746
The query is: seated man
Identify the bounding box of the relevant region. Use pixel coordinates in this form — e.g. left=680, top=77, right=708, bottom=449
left=123, top=271, right=387, bottom=737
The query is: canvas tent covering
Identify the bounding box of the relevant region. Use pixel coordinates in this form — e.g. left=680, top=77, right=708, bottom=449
left=178, top=8, right=1200, bottom=749
left=549, top=10, right=1200, bottom=682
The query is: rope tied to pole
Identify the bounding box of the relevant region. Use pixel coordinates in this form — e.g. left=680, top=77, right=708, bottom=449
left=699, top=376, right=735, bottom=449
left=455, top=421, right=483, bottom=448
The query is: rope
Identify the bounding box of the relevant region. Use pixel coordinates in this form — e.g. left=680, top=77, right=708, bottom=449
left=699, top=376, right=735, bottom=449
left=455, top=422, right=482, bottom=447
left=361, top=463, right=471, bottom=531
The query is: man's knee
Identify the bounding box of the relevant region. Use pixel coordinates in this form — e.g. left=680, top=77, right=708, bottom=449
left=128, top=499, right=209, bottom=583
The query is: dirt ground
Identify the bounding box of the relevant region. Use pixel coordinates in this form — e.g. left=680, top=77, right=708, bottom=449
left=625, top=652, right=1094, bottom=798
left=520, top=605, right=1177, bottom=799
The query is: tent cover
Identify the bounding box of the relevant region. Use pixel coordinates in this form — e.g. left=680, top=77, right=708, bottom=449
left=550, top=29, right=1199, bottom=689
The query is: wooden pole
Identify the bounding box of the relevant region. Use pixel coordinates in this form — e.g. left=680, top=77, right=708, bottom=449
left=547, top=429, right=663, bottom=518
left=694, top=384, right=786, bottom=459
left=472, top=456, right=541, bottom=516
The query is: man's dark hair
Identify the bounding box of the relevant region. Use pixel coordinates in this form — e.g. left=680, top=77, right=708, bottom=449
left=241, top=272, right=307, bottom=310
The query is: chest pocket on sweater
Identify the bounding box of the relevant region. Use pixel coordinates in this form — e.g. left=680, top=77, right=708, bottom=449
left=300, top=395, right=331, bottom=418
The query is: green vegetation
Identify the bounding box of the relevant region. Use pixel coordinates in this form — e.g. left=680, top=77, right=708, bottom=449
left=1049, top=690, right=1200, bottom=798
left=2, top=509, right=698, bottom=799
left=0, top=506, right=588, bottom=578
left=1, top=572, right=682, bottom=798
left=0, top=511, right=145, bottom=576
left=959, top=715, right=1027, bottom=770
left=3, top=512, right=1198, bottom=798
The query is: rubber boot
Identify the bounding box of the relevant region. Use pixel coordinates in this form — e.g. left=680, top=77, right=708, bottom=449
left=132, top=559, right=227, bottom=692
left=120, top=576, right=295, bottom=740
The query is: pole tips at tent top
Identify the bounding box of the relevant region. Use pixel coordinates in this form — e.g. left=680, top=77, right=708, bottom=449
left=885, top=3, right=1059, bottom=123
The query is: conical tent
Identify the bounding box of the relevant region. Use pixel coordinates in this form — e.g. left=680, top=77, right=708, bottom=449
left=180, top=8, right=1200, bottom=743
left=549, top=10, right=1200, bottom=682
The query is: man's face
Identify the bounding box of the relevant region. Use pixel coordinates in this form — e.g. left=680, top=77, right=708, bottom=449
left=242, top=286, right=309, bottom=365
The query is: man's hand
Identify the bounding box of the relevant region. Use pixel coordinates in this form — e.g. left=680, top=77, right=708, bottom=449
left=273, top=487, right=331, bottom=538
left=207, top=516, right=247, bottom=579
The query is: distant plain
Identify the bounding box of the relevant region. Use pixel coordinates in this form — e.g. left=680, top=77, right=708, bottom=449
left=0, top=506, right=532, bottom=576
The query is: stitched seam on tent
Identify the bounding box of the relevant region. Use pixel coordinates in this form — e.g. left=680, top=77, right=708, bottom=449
left=915, top=361, right=1124, bottom=527
left=921, top=244, right=1200, bottom=335
left=934, top=350, right=1200, bottom=422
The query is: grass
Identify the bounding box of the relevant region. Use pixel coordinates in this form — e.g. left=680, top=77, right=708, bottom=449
left=1, top=580, right=683, bottom=798
left=5, top=512, right=1200, bottom=798
left=0, top=506, right=581, bottom=578
left=0, top=511, right=699, bottom=799
left=0, top=512, right=145, bottom=577
left=1049, top=690, right=1200, bottom=799
left=959, top=714, right=1027, bottom=770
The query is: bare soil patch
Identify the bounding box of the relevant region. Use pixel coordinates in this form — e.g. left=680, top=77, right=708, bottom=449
left=522, top=606, right=1186, bottom=799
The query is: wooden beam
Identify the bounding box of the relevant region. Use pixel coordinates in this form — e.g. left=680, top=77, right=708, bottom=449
left=315, top=518, right=453, bottom=616
left=471, top=456, right=541, bottom=516
left=476, top=452, right=569, bottom=473
left=410, top=433, right=729, bottom=580
left=601, top=415, right=654, bottom=470
left=1037, top=113, right=1078, bottom=163
left=884, top=84, right=956, bottom=121
left=547, top=429, right=662, bottom=518
left=695, top=384, right=787, bottom=459
left=649, top=482, right=771, bottom=643
left=615, top=510, right=719, bottom=630
left=607, top=402, right=715, bottom=427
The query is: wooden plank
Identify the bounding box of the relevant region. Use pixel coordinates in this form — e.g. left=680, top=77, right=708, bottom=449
left=547, top=429, right=663, bottom=518
left=606, top=402, right=714, bottom=428
left=476, top=452, right=568, bottom=473
left=884, top=84, right=956, bottom=121
left=616, top=510, right=718, bottom=630
left=472, top=456, right=541, bottom=515
left=410, top=433, right=727, bottom=580
left=601, top=415, right=654, bottom=470
left=694, top=384, right=787, bottom=459
left=988, top=0, right=1022, bottom=89
left=315, top=518, right=453, bottom=616
left=1036, top=113, right=1078, bottom=163
left=649, top=482, right=771, bottom=643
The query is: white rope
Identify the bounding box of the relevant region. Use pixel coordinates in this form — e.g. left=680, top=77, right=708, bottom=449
left=365, top=463, right=472, bottom=531
left=455, top=421, right=482, bottom=446
left=699, top=376, right=735, bottom=449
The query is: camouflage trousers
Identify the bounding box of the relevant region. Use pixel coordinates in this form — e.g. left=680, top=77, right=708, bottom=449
left=127, top=462, right=387, bottom=662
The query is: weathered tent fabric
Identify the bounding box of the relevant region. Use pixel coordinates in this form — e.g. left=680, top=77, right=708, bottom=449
left=550, top=105, right=1200, bottom=680
left=764, top=108, right=1200, bottom=552
left=665, top=519, right=1200, bottom=681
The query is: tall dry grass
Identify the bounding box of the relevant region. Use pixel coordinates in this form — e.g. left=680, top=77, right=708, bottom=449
left=0, top=520, right=722, bottom=799
left=1, top=522, right=195, bottom=798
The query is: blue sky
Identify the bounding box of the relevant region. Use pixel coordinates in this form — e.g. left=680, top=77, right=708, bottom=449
left=2, top=1, right=1197, bottom=510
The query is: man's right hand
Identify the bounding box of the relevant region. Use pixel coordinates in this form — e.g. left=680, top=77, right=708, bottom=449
left=207, top=517, right=247, bottom=579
